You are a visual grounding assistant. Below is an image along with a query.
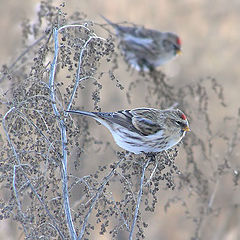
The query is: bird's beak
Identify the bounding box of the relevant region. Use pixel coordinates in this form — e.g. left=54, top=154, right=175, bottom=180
left=176, top=49, right=181, bottom=55
left=183, top=126, right=190, bottom=132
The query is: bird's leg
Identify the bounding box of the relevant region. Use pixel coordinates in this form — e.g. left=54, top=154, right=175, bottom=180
left=137, top=60, right=146, bottom=76
left=145, top=152, right=156, bottom=162
left=144, top=160, right=158, bottom=186
left=144, top=152, right=158, bottom=185
left=147, top=64, right=155, bottom=73
left=139, top=58, right=155, bottom=73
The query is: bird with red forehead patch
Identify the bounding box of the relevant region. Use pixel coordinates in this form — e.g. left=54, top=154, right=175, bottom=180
left=181, top=112, right=187, bottom=120
left=67, top=107, right=190, bottom=154
left=101, top=15, right=182, bottom=71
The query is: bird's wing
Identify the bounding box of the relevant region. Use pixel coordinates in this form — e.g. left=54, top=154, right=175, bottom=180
left=129, top=108, right=163, bottom=135
left=93, top=110, right=144, bottom=135
left=121, top=29, right=162, bottom=56
left=123, top=27, right=160, bottom=39
left=123, top=35, right=155, bottom=53
left=68, top=109, right=163, bottom=136
left=101, top=15, right=161, bottom=55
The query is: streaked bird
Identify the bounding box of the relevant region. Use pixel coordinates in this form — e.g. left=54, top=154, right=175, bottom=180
left=101, top=16, right=181, bottom=71
left=67, top=108, right=190, bottom=154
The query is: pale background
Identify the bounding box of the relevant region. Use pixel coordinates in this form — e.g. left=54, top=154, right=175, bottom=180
left=1, top=0, right=240, bottom=239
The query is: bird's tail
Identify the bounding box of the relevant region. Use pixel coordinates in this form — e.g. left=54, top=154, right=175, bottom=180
left=100, top=14, right=116, bottom=27
left=100, top=14, right=122, bottom=33
left=66, top=110, right=96, bottom=118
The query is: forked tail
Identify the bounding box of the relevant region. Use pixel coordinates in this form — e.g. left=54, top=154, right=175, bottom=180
left=66, top=110, right=96, bottom=118
left=100, top=14, right=121, bottom=33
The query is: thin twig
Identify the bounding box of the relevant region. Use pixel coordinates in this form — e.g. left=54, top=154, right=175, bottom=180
left=67, top=75, right=96, bottom=111
left=12, top=165, right=28, bottom=236
left=15, top=109, right=54, bottom=147
left=2, top=108, right=65, bottom=239
left=109, top=194, right=130, bottom=231
left=115, top=170, right=136, bottom=202
left=23, top=170, right=65, bottom=239
left=0, top=34, right=48, bottom=82
left=129, top=157, right=151, bottom=240
left=49, top=27, right=77, bottom=240
left=144, top=161, right=158, bottom=186
left=208, top=179, right=219, bottom=210
left=49, top=24, right=105, bottom=239
left=78, top=158, right=124, bottom=240
left=66, top=34, right=105, bottom=111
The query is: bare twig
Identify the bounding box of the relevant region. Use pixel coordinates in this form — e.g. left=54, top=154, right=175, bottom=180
left=2, top=108, right=65, bottom=239
left=78, top=158, right=124, bottom=240
left=109, top=194, right=130, bottom=231
left=48, top=24, right=106, bottom=239
left=207, top=179, right=219, bottom=210
left=115, top=170, right=136, bottom=202
left=0, top=34, right=48, bottom=82
left=129, top=157, right=151, bottom=240
left=64, top=25, right=105, bottom=111
left=49, top=27, right=77, bottom=240
left=12, top=165, right=28, bottom=236
left=144, top=161, right=158, bottom=186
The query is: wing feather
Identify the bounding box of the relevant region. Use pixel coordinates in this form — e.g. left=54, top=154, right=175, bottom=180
left=82, top=108, right=163, bottom=136
left=131, top=108, right=163, bottom=135
left=93, top=110, right=143, bottom=135
left=68, top=108, right=164, bottom=136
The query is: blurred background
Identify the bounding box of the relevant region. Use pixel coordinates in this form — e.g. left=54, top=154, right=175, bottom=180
left=1, top=0, right=240, bottom=239
left=1, top=0, right=240, bottom=110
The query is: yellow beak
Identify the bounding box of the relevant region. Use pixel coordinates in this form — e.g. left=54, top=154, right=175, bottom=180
left=183, top=126, right=190, bottom=132
left=176, top=49, right=181, bottom=55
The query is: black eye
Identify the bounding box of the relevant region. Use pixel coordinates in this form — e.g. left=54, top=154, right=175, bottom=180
left=175, top=121, right=182, bottom=126
left=175, top=121, right=186, bottom=128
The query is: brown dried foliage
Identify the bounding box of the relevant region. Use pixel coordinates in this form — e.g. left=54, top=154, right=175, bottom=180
left=0, top=1, right=239, bottom=240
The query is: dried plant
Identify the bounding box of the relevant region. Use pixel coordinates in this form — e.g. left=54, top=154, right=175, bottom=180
left=0, top=2, right=239, bottom=240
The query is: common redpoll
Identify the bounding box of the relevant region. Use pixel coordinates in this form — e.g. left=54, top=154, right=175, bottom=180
left=67, top=108, right=190, bottom=154
left=101, top=16, right=181, bottom=71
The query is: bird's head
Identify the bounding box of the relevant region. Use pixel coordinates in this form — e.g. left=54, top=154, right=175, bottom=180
left=163, top=109, right=190, bottom=135
left=163, top=33, right=182, bottom=55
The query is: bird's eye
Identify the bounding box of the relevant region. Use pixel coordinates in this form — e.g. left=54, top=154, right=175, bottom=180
left=175, top=121, right=182, bottom=126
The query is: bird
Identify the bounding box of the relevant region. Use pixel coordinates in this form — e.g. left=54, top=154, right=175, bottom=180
left=101, top=15, right=181, bottom=71
left=66, top=108, right=190, bottom=154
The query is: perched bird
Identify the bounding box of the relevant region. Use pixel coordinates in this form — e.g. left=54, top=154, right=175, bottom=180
left=67, top=108, right=190, bottom=154
left=101, top=16, right=181, bottom=71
